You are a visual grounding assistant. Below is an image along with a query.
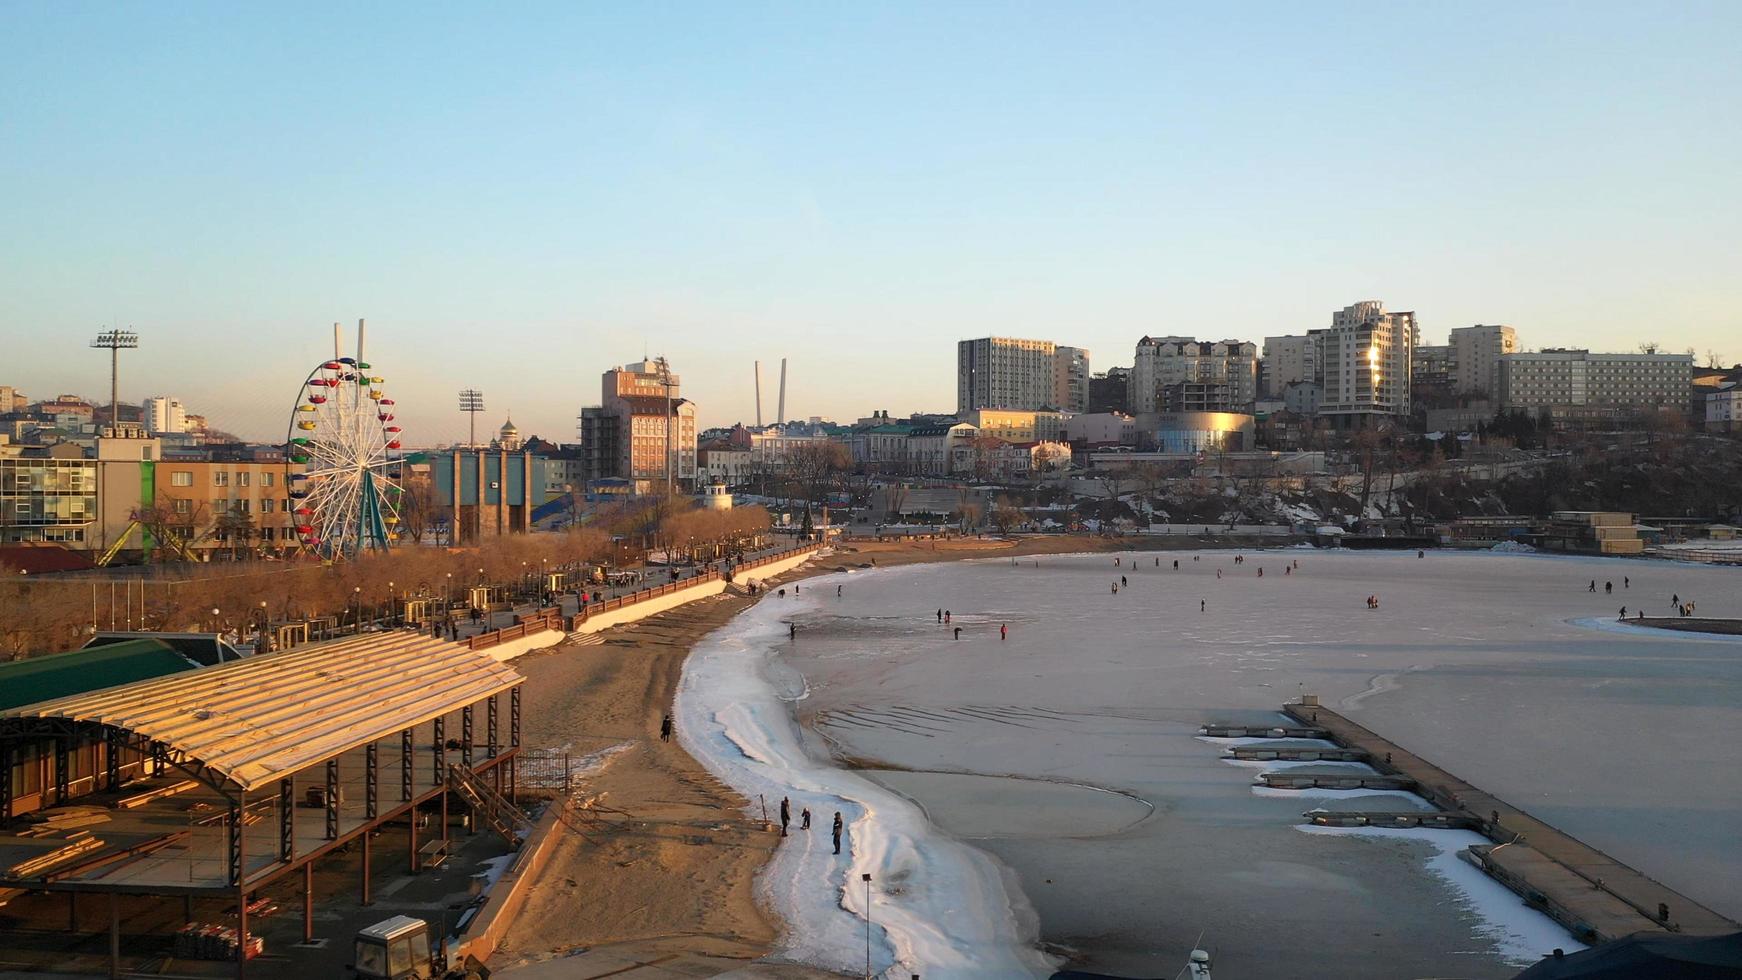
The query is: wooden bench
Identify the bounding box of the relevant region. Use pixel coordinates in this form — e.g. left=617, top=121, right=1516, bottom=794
left=418, top=838, right=449, bottom=869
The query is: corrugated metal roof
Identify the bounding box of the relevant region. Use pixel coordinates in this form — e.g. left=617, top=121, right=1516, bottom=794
left=4, top=633, right=524, bottom=791
left=0, top=639, right=198, bottom=711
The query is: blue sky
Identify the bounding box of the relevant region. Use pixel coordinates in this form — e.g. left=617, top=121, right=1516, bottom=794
left=2, top=2, right=1737, bottom=442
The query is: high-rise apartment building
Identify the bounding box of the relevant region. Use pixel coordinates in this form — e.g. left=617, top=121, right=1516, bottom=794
left=578, top=359, right=698, bottom=490
left=1497, top=350, right=1692, bottom=414
left=142, top=396, right=187, bottom=436
left=1260, top=336, right=1319, bottom=399
left=1310, top=301, right=1417, bottom=425
left=1129, top=337, right=1258, bottom=414
left=957, top=337, right=1089, bottom=414
left=1450, top=324, right=1518, bottom=397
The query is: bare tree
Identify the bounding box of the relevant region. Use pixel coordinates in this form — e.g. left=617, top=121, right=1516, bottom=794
left=782, top=442, right=852, bottom=538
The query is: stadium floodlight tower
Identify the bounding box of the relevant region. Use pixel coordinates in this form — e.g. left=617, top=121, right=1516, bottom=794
left=459, top=389, right=485, bottom=447
left=90, top=328, right=139, bottom=429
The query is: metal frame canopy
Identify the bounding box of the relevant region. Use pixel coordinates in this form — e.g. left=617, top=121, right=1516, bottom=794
left=3, top=633, right=523, bottom=793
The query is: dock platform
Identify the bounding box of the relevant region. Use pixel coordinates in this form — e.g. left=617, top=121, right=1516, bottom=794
left=1282, top=702, right=1739, bottom=943
left=1230, top=745, right=1367, bottom=762
left=1305, top=810, right=1482, bottom=831
left=1199, top=723, right=1329, bottom=739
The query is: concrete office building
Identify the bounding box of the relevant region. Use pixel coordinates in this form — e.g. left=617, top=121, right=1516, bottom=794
left=1129, top=337, right=1258, bottom=414
left=1260, top=336, right=1319, bottom=399
left=957, top=338, right=1090, bottom=414
left=577, top=359, right=699, bottom=489
left=1310, top=301, right=1416, bottom=426
left=1497, top=350, right=1694, bottom=417
left=1450, top=324, right=1519, bottom=397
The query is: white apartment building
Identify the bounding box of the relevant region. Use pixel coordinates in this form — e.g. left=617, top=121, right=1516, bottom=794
left=1450, top=324, right=1518, bottom=396
left=957, top=337, right=1090, bottom=414
left=1260, top=336, right=1318, bottom=399
left=1310, top=301, right=1417, bottom=425
left=142, top=396, right=188, bottom=436
left=1129, top=337, right=1258, bottom=414
left=1497, top=350, right=1693, bottom=411
left=1707, top=387, right=1741, bottom=430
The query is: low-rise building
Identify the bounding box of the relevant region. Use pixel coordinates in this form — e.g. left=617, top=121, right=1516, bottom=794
left=906, top=422, right=978, bottom=476
left=1064, top=412, right=1135, bottom=446
left=959, top=408, right=1071, bottom=443
left=1705, top=386, right=1741, bottom=432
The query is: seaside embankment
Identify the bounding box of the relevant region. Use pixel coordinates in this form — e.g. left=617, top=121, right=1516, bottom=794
left=493, top=534, right=1130, bottom=976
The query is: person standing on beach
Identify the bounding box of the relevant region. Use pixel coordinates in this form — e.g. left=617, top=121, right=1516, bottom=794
left=780, top=796, right=790, bottom=837
left=1000, top=623, right=1007, bottom=641
left=945, top=610, right=952, bottom=623
left=832, top=812, right=844, bottom=854
left=954, top=626, right=962, bottom=640
left=1121, top=575, right=1127, bottom=587
left=937, top=609, right=943, bottom=623
left=802, top=808, right=811, bottom=830
left=660, top=714, right=673, bottom=742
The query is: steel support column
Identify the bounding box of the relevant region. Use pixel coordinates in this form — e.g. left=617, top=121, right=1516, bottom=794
left=511, top=685, right=522, bottom=748
left=461, top=705, right=473, bottom=767
left=433, top=717, right=446, bottom=784
left=408, top=801, right=419, bottom=874
left=400, top=728, right=413, bottom=802
left=324, top=759, right=339, bottom=840
left=226, top=796, right=243, bottom=886
left=365, top=742, right=379, bottom=821
left=360, top=830, right=372, bottom=906
left=302, top=862, right=313, bottom=943
left=278, top=779, right=294, bottom=862
left=0, top=743, right=12, bottom=820
left=105, top=726, right=122, bottom=792
left=487, top=695, right=499, bottom=759
left=54, top=737, right=69, bottom=804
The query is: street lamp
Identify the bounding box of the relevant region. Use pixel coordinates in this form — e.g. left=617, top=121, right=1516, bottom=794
left=862, top=872, right=873, bottom=979
left=210, top=607, right=221, bottom=634
left=258, top=600, right=268, bottom=645
left=353, top=586, right=362, bottom=630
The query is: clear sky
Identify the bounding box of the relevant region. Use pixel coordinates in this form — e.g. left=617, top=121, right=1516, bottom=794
left=2, top=2, right=1737, bottom=443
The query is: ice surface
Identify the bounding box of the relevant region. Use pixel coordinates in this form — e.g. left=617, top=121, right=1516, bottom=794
left=681, top=549, right=1741, bottom=978
left=676, top=594, right=1056, bottom=978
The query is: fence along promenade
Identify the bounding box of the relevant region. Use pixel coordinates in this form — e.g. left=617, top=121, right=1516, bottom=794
left=466, top=544, right=819, bottom=652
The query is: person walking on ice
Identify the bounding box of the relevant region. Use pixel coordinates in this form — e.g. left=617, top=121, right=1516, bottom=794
left=954, top=626, right=962, bottom=640
left=1000, top=623, right=1007, bottom=641
left=801, top=808, right=811, bottom=830
left=780, top=796, right=791, bottom=837
left=832, top=812, right=844, bottom=854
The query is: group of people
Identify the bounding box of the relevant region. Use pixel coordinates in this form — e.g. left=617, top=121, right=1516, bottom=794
left=779, top=795, right=846, bottom=854
left=1589, top=578, right=1629, bottom=594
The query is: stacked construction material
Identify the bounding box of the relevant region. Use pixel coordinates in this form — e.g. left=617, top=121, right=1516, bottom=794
left=173, top=923, right=264, bottom=960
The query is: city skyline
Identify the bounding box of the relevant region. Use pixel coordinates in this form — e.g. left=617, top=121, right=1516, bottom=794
left=3, top=3, right=1739, bottom=442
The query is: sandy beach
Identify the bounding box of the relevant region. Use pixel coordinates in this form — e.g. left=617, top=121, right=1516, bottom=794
left=496, top=535, right=1123, bottom=976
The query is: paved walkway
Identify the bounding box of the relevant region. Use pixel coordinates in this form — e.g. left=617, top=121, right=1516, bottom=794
left=1284, top=702, right=1739, bottom=941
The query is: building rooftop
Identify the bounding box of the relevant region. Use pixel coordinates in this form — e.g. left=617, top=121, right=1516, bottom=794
left=0, top=639, right=198, bottom=712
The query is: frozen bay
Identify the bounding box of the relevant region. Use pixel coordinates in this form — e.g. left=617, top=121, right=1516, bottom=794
left=682, top=549, right=1741, bottom=978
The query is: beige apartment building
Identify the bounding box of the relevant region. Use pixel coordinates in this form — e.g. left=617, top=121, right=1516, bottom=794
left=1497, top=350, right=1692, bottom=414
left=1129, top=337, right=1258, bottom=414
left=957, top=337, right=1090, bottom=414
left=1450, top=324, right=1518, bottom=396
left=578, top=359, right=699, bottom=489
left=959, top=408, right=1071, bottom=443
left=1310, top=301, right=1417, bottom=425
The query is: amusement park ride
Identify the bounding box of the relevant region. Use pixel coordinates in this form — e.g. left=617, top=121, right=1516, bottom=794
left=285, top=320, right=405, bottom=560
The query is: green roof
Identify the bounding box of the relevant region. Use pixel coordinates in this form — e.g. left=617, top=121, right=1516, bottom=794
left=0, top=639, right=199, bottom=712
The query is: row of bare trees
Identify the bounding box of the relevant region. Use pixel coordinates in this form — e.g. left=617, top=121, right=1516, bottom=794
left=0, top=499, right=773, bottom=657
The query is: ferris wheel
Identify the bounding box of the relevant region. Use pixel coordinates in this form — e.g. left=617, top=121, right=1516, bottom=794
left=284, top=320, right=404, bottom=559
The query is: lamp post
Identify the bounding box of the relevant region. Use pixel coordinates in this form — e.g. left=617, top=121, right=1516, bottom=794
left=862, top=872, right=873, bottom=979
left=445, top=572, right=453, bottom=611
left=210, top=607, right=221, bottom=634
left=258, top=600, right=268, bottom=647
left=352, top=586, right=362, bottom=631
left=387, top=580, right=395, bottom=626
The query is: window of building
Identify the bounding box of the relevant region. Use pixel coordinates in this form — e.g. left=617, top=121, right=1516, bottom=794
left=262, top=472, right=274, bottom=487
left=170, top=471, right=192, bottom=487
left=214, top=472, right=228, bottom=487
left=238, top=472, right=250, bottom=487
left=261, top=498, right=274, bottom=513
left=173, top=499, right=192, bottom=515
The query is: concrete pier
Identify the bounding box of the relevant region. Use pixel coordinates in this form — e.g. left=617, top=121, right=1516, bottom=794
left=1199, top=723, right=1329, bottom=739
left=1305, top=810, right=1481, bottom=831
left=1230, top=745, right=1367, bottom=762
left=1282, top=702, right=1739, bottom=943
